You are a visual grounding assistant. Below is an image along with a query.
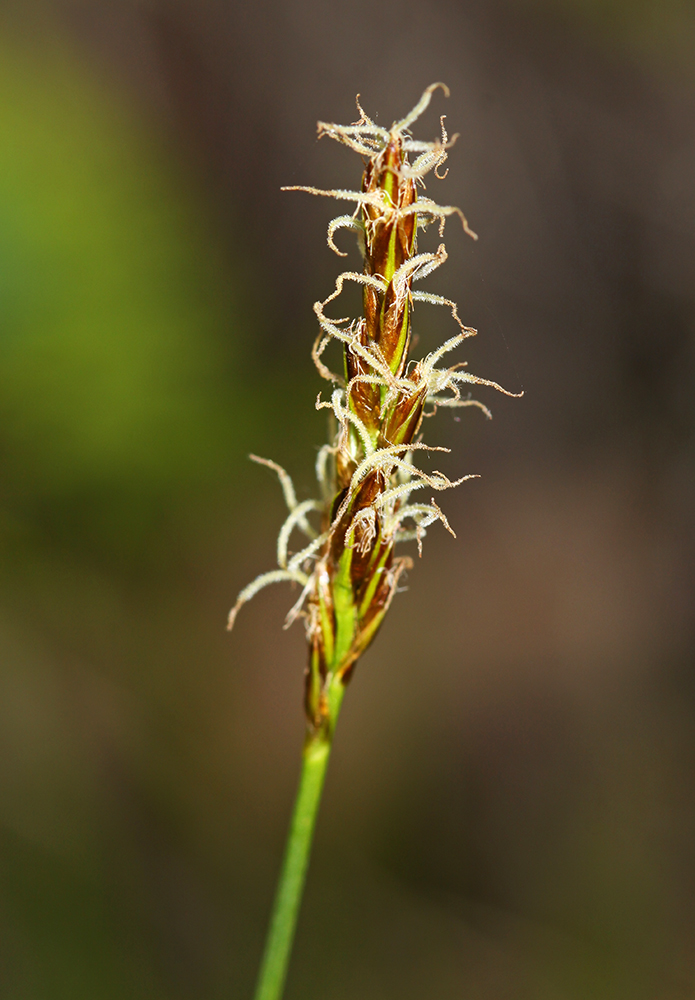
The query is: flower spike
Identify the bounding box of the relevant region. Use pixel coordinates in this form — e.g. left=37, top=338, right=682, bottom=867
left=230, top=85, right=521, bottom=734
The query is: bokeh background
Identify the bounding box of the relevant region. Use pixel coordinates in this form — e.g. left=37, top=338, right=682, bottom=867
left=1, top=0, right=694, bottom=997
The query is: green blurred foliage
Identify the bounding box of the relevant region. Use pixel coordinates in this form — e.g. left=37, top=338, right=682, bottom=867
left=0, top=25, right=265, bottom=998
left=0, top=27, right=251, bottom=573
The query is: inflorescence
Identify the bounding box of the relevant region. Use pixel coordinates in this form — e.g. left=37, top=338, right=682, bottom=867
left=228, top=84, right=519, bottom=733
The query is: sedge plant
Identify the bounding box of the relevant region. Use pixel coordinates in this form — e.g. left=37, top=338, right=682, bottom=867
left=228, top=83, right=519, bottom=1000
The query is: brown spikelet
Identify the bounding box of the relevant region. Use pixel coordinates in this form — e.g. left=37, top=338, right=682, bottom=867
left=228, top=84, right=521, bottom=734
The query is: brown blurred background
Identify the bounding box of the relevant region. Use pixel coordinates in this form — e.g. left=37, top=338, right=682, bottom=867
left=0, top=0, right=694, bottom=997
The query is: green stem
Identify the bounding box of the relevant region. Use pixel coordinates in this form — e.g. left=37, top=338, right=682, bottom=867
left=253, top=684, right=344, bottom=1000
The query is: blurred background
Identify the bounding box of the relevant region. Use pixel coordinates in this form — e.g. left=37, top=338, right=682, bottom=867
left=0, top=0, right=694, bottom=997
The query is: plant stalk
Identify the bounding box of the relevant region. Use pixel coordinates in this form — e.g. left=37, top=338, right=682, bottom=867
left=253, top=684, right=344, bottom=1000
